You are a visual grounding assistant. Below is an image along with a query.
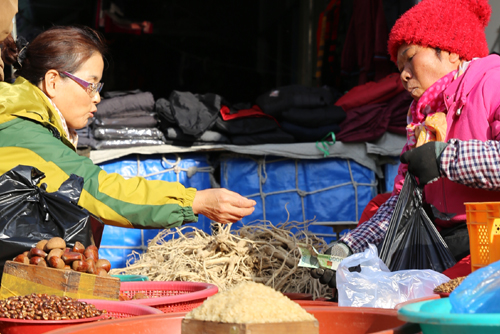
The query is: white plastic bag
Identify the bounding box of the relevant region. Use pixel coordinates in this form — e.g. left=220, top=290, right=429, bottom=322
left=337, top=244, right=449, bottom=308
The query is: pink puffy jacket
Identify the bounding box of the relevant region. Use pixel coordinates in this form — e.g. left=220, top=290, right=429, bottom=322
left=393, top=54, right=500, bottom=228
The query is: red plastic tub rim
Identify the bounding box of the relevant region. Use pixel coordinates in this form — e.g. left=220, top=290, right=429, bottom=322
left=0, top=313, right=106, bottom=326
left=43, top=312, right=188, bottom=334
left=79, top=299, right=163, bottom=317
left=119, top=281, right=218, bottom=306
left=294, top=300, right=338, bottom=307
left=283, top=292, right=313, bottom=300
left=303, top=306, right=404, bottom=334
left=43, top=307, right=404, bottom=334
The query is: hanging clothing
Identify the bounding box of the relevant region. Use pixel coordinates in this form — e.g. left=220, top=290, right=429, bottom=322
left=316, top=0, right=343, bottom=86
left=340, top=0, right=395, bottom=87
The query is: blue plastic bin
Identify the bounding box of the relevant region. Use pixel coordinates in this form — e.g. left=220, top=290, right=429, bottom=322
left=220, top=155, right=377, bottom=244
left=398, top=298, right=500, bottom=334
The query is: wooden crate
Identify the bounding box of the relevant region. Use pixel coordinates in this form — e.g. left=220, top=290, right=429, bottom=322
left=0, top=261, right=120, bottom=300
left=181, top=319, right=319, bottom=334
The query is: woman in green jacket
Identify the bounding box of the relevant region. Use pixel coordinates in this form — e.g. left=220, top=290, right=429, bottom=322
left=0, top=25, right=255, bottom=230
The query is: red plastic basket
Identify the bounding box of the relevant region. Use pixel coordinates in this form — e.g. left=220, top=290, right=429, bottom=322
left=0, top=299, right=160, bottom=334
left=119, top=281, right=218, bottom=313
left=80, top=299, right=163, bottom=319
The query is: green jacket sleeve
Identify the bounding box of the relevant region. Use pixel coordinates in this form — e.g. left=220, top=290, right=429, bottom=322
left=0, top=119, right=198, bottom=229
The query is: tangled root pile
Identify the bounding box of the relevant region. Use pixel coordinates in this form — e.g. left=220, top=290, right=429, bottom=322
left=110, top=220, right=331, bottom=299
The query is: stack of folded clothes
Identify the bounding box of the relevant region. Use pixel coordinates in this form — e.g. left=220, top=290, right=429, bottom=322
left=76, top=118, right=98, bottom=150
left=156, top=91, right=230, bottom=146
left=214, top=102, right=293, bottom=145
left=157, top=86, right=345, bottom=146
left=91, top=90, right=166, bottom=150
left=335, top=90, right=411, bottom=143
left=157, top=90, right=294, bottom=146
left=255, top=85, right=345, bottom=142
left=334, top=73, right=412, bottom=143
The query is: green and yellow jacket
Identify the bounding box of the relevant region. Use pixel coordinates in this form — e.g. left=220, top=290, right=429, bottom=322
left=0, top=77, right=198, bottom=229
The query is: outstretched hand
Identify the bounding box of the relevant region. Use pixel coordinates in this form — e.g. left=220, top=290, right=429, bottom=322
left=192, top=188, right=256, bottom=224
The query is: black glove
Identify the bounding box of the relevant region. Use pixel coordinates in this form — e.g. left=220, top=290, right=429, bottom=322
left=400, top=141, right=448, bottom=186
left=310, top=241, right=352, bottom=288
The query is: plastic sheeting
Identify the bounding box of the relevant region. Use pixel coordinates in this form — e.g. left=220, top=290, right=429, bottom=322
left=220, top=155, right=378, bottom=244
left=99, top=152, right=379, bottom=268
left=97, top=153, right=214, bottom=269
left=383, top=156, right=400, bottom=193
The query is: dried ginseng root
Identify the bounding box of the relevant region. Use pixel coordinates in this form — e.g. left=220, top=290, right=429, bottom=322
left=110, top=219, right=331, bottom=299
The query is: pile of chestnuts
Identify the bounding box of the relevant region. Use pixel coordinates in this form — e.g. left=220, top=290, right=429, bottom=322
left=12, top=237, right=112, bottom=277
left=0, top=294, right=107, bottom=320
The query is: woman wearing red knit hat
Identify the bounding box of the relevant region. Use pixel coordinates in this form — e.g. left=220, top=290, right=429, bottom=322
left=312, top=0, right=499, bottom=288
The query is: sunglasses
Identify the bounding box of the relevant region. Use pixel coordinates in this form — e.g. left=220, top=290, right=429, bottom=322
left=61, top=71, right=104, bottom=97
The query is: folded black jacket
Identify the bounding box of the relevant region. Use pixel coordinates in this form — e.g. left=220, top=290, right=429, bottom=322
left=281, top=105, right=346, bottom=127
left=255, top=85, right=334, bottom=118
left=93, top=128, right=165, bottom=141
left=96, top=92, right=155, bottom=117
left=280, top=121, right=341, bottom=142
left=114, top=110, right=156, bottom=118
left=161, top=126, right=230, bottom=144
left=230, top=128, right=295, bottom=145
left=76, top=125, right=97, bottom=149
left=102, top=89, right=143, bottom=99
left=169, top=91, right=221, bottom=137
left=155, top=97, right=176, bottom=127
left=93, top=115, right=158, bottom=129
left=95, top=139, right=167, bottom=150
left=214, top=116, right=278, bottom=135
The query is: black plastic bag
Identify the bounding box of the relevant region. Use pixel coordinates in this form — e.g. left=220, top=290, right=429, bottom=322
left=379, top=173, right=456, bottom=272
left=0, top=165, right=104, bottom=276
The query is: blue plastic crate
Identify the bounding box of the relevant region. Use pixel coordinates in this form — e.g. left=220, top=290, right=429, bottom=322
left=220, top=155, right=377, bottom=244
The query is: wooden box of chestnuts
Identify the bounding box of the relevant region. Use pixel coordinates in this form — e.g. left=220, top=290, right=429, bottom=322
left=0, top=237, right=120, bottom=301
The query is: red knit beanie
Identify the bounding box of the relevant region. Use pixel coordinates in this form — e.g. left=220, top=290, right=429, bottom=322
left=388, top=0, right=491, bottom=63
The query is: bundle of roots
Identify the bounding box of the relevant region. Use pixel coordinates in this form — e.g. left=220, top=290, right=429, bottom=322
left=110, top=220, right=331, bottom=299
